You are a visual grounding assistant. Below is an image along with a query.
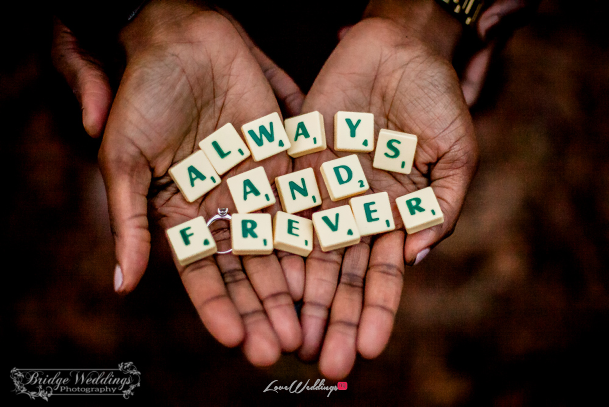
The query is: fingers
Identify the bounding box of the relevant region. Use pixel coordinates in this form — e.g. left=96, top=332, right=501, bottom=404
left=215, top=253, right=281, bottom=366
left=299, top=238, right=344, bottom=361
left=358, top=230, right=405, bottom=359
left=461, top=42, right=496, bottom=107
left=404, top=126, right=479, bottom=264
left=241, top=254, right=302, bottom=352
left=98, top=140, right=151, bottom=294
left=178, top=257, right=244, bottom=348
left=51, top=18, right=112, bottom=137
left=276, top=251, right=305, bottom=301
left=319, top=242, right=370, bottom=380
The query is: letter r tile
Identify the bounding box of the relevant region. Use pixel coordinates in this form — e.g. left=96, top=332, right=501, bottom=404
left=226, top=166, right=276, bottom=214
left=231, top=213, right=273, bottom=255
left=396, top=187, right=444, bottom=234
left=168, top=150, right=220, bottom=203
left=320, top=154, right=369, bottom=201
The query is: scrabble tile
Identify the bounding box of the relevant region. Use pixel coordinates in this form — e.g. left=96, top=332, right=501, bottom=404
left=334, top=111, right=375, bottom=152
left=312, top=205, right=361, bottom=252
left=231, top=213, right=273, bottom=255
left=166, top=216, right=217, bottom=266
left=349, top=192, right=396, bottom=236
left=199, top=123, right=251, bottom=175
left=168, top=150, right=220, bottom=203
left=226, top=166, right=276, bottom=214
left=396, top=187, right=444, bottom=234
left=372, top=129, right=417, bottom=174
left=320, top=154, right=369, bottom=202
left=241, top=112, right=291, bottom=162
left=284, top=111, right=327, bottom=158
left=273, top=211, right=313, bottom=257
left=275, top=168, right=322, bottom=214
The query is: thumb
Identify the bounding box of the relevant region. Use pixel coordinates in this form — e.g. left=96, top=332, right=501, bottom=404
left=52, top=18, right=112, bottom=137
left=98, top=129, right=151, bottom=294
left=404, top=121, right=479, bottom=265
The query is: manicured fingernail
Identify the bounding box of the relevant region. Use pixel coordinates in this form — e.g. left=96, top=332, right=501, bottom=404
left=414, top=248, right=430, bottom=266
left=114, top=264, right=123, bottom=292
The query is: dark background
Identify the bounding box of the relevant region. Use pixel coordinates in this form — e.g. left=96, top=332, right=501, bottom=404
left=2, top=0, right=609, bottom=405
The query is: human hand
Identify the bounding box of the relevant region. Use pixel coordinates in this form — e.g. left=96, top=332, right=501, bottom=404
left=55, top=0, right=307, bottom=366
left=294, top=5, right=478, bottom=378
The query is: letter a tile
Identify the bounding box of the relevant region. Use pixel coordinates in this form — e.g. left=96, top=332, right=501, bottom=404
left=320, top=154, right=369, bottom=201
left=226, top=166, right=276, bottom=214
left=168, top=150, right=220, bottom=203
left=396, top=187, right=444, bottom=234
left=231, top=213, right=273, bottom=255
left=241, top=112, right=291, bottom=162
left=284, top=111, right=327, bottom=158
left=372, top=129, right=417, bottom=174
left=199, top=123, right=251, bottom=175
left=349, top=192, right=396, bottom=236
left=166, top=216, right=217, bottom=266
left=334, top=111, right=375, bottom=152
left=275, top=168, right=322, bottom=214
left=312, top=205, right=361, bottom=252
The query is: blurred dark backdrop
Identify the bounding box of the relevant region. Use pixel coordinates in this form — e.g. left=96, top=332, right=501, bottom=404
left=2, top=0, right=609, bottom=405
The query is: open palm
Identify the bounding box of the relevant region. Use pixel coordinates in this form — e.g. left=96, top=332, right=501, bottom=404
left=294, top=18, right=479, bottom=378
left=98, top=4, right=302, bottom=366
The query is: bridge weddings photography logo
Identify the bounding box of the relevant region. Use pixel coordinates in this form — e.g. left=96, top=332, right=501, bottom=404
left=10, top=362, right=141, bottom=400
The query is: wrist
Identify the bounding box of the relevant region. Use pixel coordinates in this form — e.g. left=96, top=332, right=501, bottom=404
left=119, top=0, right=216, bottom=58
left=364, top=0, right=463, bottom=60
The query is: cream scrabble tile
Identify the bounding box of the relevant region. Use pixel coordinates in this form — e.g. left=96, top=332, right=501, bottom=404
left=275, top=168, right=322, bottom=214
left=241, top=112, right=291, bottom=162
left=284, top=111, right=327, bottom=158
left=312, top=205, right=361, bottom=252
left=231, top=213, right=273, bottom=255
left=166, top=216, right=217, bottom=266
left=199, top=123, right=251, bottom=175
left=396, top=187, right=444, bottom=234
left=372, top=129, right=417, bottom=174
left=168, top=150, right=220, bottom=203
left=273, top=212, right=313, bottom=257
left=349, top=192, right=396, bottom=236
left=334, top=111, right=375, bottom=152
left=226, top=166, right=276, bottom=214
left=320, top=154, right=369, bottom=202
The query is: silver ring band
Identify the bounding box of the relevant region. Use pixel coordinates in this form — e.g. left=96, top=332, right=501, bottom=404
left=207, top=208, right=232, bottom=254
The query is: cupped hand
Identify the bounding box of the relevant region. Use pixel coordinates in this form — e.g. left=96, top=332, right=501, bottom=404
left=294, top=17, right=479, bottom=378
left=85, top=1, right=305, bottom=366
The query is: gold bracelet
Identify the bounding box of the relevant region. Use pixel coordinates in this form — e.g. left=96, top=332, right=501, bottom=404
left=434, top=0, right=485, bottom=26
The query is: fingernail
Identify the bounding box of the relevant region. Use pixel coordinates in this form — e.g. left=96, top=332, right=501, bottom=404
left=114, top=264, right=123, bottom=292
left=414, top=248, right=430, bottom=266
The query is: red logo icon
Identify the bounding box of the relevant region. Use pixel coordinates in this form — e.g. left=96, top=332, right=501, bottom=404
left=337, top=382, right=347, bottom=390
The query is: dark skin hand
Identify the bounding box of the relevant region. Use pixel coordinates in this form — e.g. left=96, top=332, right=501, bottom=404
left=294, top=5, right=478, bottom=379
left=53, top=0, right=481, bottom=377
left=56, top=0, right=307, bottom=366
